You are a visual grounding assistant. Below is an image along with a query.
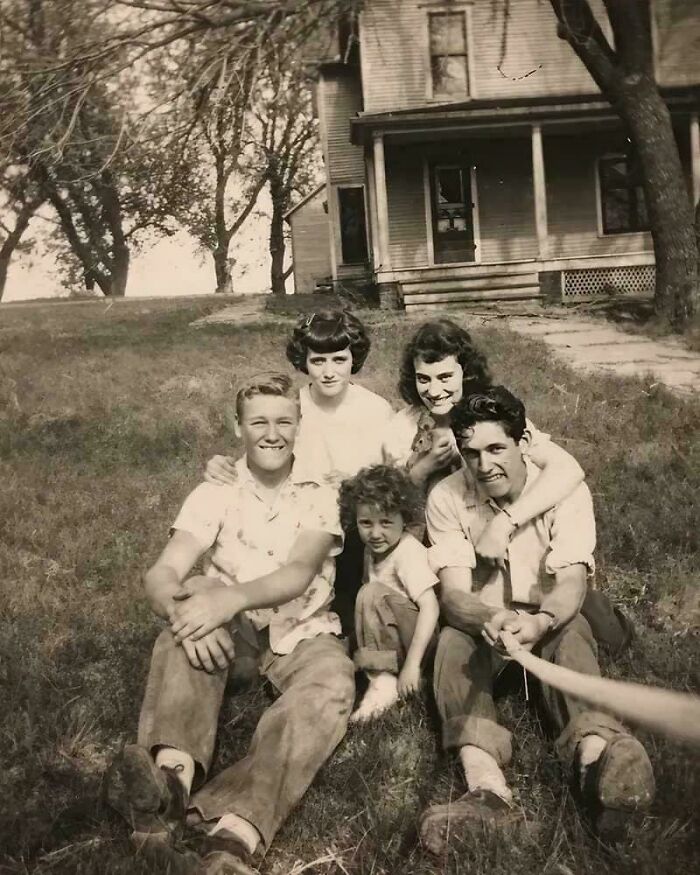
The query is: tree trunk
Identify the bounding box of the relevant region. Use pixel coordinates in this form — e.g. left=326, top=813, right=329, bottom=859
left=0, top=200, right=39, bottom=301
left=269, top=181, right=287, bottom=296
left=617, top=75, right=697, bottom=325
left=213, top=245, right=234, bottom=294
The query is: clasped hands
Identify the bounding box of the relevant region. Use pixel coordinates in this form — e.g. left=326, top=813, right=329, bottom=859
left=482, top=608, right=549, bottom=655
left=168, top=576, right=241, bottom=674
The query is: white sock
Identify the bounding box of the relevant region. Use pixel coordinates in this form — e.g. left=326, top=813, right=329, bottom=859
left=459, top=745, right=512, bottom=804
left=350, top=671, right=399, bottom=722
left=155, top=747, right=195, bottom=796
left=210, top=813, right=261, bottom=854
left=577, top=734, right=607, bottom=788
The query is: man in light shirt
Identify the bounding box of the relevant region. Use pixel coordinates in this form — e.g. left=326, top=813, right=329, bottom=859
left=419, top=386, right=654, bottom=854
left=105, top=372, right=355, bottom=875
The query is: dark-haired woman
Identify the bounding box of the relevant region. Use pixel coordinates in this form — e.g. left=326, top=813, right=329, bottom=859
left=382, top=319, right=584, bottom=560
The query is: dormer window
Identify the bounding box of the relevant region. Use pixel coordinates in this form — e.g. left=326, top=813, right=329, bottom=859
left=428, top=10, right=469, bottom=99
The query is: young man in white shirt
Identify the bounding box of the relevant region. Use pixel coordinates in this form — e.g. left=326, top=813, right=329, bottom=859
left=105, top=372, right=355, bottom=875
left=419, top=386, right=654, bottom=854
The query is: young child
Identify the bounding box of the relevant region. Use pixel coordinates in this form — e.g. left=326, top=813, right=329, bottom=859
left=339, top=465, right=440, bottom=722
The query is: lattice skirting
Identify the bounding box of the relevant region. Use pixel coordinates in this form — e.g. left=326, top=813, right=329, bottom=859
left=562, top=265, right=655, bottom=301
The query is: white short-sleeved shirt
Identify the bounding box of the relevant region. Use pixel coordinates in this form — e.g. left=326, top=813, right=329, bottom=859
left=171, top=458, right=343, bottom=654
left=426, top=459, right=596, bottom=609
left=364, top=532, right=438, bottom=604
left=294, top=383, right=394, bottom=486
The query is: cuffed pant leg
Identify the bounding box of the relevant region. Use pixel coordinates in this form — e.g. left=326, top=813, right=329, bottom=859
left=433, top=626, right=512, bottom=767
left=190, top=634, right=355, bottom=849
left=137, top=629, right=228, bottom=785
left=539, top=614, right=628, bottom=763
left=354, top=582, right=420, bottom=674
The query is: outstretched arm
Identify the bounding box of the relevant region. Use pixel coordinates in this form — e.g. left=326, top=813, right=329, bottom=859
left=398, top=588, right=440, bottom=697
left=169, top=530, right=337, bottom=642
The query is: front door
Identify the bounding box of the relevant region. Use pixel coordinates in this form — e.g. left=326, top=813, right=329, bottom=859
left=431, top=165, right=476, bottom=264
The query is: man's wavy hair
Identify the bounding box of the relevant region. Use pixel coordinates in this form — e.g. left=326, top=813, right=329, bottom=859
left=450, top=385, right=527, bottom=443
left=286, top=309, right=371, bottom=374
left=235, top=371, right=298, bottom=418
left=338, top=464, right=424, bottom=533
left=398, top=319, right=491, bottom=407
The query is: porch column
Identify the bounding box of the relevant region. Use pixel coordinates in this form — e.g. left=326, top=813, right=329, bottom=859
left=366, top=150, right=380, bottom=271
left=372, top=132, right=391, bottom=272
left=691, top=112, right=700, bottom=209
left=531, top=123, right=550, bottom=259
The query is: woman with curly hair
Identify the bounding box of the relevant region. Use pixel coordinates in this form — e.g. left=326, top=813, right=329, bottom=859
left=338, top=465, right=439, bottom=722
left=381, top=318, right=585, bottom=560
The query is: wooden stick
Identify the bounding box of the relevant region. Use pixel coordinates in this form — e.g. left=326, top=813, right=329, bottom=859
left=499, top=631, right=700, bottom=746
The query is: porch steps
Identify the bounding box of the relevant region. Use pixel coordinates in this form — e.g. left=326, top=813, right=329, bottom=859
left=400, top=270, right=540, bottom=312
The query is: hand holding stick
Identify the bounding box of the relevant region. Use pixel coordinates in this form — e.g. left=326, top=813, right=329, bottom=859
left=499, top=631, right=700, bottom=747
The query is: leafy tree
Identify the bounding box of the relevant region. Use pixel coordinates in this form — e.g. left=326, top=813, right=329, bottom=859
left=0, top=167, right=43, bottom=300
left=254, top=58, right=321, bottom=296
left=0, top=0, right=199, bottom=296
left=543, top=0, right=698, bottom=326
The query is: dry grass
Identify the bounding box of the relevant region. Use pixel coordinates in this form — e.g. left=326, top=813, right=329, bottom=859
left=0, top=298, right=698, bottom=875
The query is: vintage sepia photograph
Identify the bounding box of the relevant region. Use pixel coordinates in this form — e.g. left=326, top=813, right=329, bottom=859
left=0, top=1, right=698, bottom=873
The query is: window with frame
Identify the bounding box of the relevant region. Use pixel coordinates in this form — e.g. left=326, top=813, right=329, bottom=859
left=337, top=186, right=368, bottom=264
left=429, top=11, right=469, bottom=99
left=598, top=154, right=649, bottom=235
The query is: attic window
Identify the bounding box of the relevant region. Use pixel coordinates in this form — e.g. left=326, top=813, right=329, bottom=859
left=598, top=154, right=649, bottom=235
left=429, top=11, right=469, bottom=99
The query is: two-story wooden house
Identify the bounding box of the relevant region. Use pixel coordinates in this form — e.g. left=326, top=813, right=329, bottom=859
left=294, top=0, right=699, bottom=311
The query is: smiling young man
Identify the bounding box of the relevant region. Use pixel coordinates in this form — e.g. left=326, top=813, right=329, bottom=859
left=419, top=386, right=654, bottom=853
left=105, top=372, right=355, bottom=875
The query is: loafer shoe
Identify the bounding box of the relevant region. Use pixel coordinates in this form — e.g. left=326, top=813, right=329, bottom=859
left=105, top=743, right=188, bottom=838
left=419, top=789, right=526, bottom=855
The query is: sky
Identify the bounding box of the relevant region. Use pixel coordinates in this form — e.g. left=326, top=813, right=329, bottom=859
left=2, top=207, right=276, bottom=302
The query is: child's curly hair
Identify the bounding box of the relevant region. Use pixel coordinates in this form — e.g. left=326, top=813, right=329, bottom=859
left=286, top=309, right=371, bottom=374
left=338, top=465, right=425, bottom=533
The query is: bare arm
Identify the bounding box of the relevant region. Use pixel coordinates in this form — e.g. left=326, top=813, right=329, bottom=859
left=476, top=440, right=584, bottom=560
left=170, top=530, right=338, bottom=641
left=509, top=439, right=584, bottom=526
left=143, top=530, right=211, bottom=620
left=439, top=566, right=503, bottom=636
left=486, top=564, right=588, bottom=649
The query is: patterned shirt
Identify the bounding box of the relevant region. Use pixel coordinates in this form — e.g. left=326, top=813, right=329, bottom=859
left=426, top=459, right=595, bottom=609
left=171, top=458, right=343, bottom=654
left=364, top=532, right=438, bottom=603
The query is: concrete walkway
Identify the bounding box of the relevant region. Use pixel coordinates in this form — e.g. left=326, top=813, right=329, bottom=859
left=472, top=313, right=700, bottom=396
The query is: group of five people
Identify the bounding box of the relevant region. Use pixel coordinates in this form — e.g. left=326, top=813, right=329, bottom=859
left=105, top=311, right=655, bottom=875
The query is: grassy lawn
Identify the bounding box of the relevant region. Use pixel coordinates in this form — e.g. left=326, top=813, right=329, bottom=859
left=0, top=298, right=698, bottom=875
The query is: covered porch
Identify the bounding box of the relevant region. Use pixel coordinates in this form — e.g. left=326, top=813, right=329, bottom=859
left=351, top=96, right=700, bottom=310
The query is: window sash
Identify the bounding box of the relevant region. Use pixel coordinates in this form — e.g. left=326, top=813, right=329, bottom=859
left=599, top=155, right=649, bottom=235
left=429, top=11, right=469, bottom=98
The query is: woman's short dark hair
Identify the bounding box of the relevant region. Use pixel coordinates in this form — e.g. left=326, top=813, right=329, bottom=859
left=398, top=319, right=491, bottom=407
left=450, top=385, right=527, bottom=443
left=338, top=464, right=424, bottom=533
left=285, top=309, right=371, bottom=374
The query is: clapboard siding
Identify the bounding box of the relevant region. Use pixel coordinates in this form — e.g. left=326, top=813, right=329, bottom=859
left=545, top=131, right=658, bottom=259
left=383, top=140, right=537, bottom=271
left=359, top=0, right=606, bottom=114
left=289, top=189, right=332, bottom=294
left=655, top=0, right=700, bottom=87
left=386, top=147, right=428, bottom=268
left=320, top=73, right=365, bottom=183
